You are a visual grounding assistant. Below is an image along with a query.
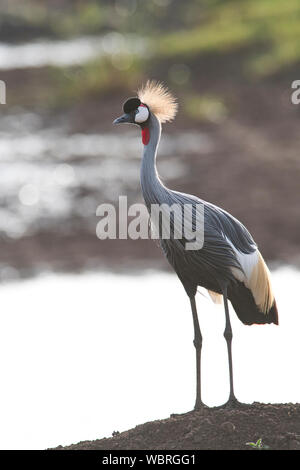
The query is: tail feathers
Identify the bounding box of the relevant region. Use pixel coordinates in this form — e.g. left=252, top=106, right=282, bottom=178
left=268, top=299, right=279, bottom=325
left=247, top=252, right=274, bottom=315
left=228, top=281, right=278, bottom=325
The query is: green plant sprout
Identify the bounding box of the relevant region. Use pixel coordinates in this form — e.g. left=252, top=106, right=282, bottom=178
left=246, top=438, right=270, bottom=450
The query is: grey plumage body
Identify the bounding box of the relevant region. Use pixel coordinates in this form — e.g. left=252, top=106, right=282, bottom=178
left=141, top=114, right=253, bottom=298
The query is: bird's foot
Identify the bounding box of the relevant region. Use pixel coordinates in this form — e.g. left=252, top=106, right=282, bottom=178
left=170, top=402, right=208, bottom=418
left=221, top=396, right=248, bottom=410
left=194, top=401, right=208, bottom=412
left=170, top=410, right=195, bottom=418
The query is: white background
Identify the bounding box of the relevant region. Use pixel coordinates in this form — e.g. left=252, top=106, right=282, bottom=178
left=0, top=266, right=298, bottom=449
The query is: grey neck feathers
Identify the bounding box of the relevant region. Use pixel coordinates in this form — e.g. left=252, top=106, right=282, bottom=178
left=140, top=113, right=169, bottom=208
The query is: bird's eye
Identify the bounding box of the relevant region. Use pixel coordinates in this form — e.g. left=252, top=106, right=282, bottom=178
left=134, top=105, right=149, bottom=124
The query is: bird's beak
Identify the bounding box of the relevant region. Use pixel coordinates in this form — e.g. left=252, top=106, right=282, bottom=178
left=113, top=113, right=131, bottom=124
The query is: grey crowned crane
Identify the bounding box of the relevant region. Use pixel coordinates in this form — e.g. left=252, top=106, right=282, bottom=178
left=113, top=80, right=278, bottom=409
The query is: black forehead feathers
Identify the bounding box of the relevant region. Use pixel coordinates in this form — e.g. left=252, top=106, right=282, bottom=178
left=123, top=97, right=141, bottom=114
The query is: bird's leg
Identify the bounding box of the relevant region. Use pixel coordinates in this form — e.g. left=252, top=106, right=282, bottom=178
left=222, top=287, right=238, bottom=406
left=190, top=296, right=203, bottom=410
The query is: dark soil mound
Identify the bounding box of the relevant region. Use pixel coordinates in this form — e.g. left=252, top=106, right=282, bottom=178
left=55, top=403, right=300, bottom=450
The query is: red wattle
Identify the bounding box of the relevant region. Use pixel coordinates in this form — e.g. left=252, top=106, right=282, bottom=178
left=141, top=127, right=150, bottom=145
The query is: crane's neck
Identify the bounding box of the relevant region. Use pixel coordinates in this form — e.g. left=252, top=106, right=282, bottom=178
left=140, top=113, right=169, bottom=208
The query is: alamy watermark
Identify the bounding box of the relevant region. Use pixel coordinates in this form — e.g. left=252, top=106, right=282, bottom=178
left=0, top=80, right=6, bottom=104
left=291, top=80, right=300, bottom=104
left=96, top=196, right=204, bottom=250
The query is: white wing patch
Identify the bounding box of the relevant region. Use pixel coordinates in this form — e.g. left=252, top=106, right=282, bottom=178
left=228, top=240, right=259, bottom=283
left=226, top=237, right=274, bottom=313
left=207, top=239, right=258, bottom=307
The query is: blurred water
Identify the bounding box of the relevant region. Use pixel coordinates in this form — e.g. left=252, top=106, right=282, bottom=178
left=0, top=111, right=213, bottom=238
left=0, top=265, right=297, bottom=449
left=0, top=33, right=149, bottom=69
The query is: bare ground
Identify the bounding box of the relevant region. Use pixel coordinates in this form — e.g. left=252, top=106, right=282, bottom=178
left=54, top=403, right=300, bottom=451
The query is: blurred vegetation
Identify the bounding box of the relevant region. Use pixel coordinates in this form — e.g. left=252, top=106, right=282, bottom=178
left=52, top=57, right=144, bottom=107
left=184, top=93, right=227, bottom=123
left=1, top=0, right=300, bottom=115
left=157, top=0, right=300, bottom=76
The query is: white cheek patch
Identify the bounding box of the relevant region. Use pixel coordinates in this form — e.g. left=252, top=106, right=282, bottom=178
left=135, top=105, right=149, bottom=123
